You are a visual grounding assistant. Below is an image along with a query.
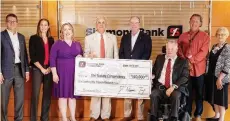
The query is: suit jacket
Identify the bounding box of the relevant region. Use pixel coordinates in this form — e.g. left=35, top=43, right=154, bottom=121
left=1, top=29, right=29, bottom=79
left=119, top=31, right=152, bottom=60
left=84, top=32, right=119, bottom=59
left=152, top=54, right=189, bottom=96
left=29, top=34, right=54, bottom=68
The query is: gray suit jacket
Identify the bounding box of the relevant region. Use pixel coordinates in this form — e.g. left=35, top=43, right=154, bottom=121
left=1, top=29, right=29, bottom=79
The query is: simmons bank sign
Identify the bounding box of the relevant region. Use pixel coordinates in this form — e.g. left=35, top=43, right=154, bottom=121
left=86, top=25, right=182, bottom=39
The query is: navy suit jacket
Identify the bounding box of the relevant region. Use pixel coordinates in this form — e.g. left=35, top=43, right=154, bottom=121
left=1, top=29, right=29, bottom=79
left=119, top=31, right=152, bottom=60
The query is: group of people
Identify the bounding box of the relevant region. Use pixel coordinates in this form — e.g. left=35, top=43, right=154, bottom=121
left=0, top=13, right=229, bottom=121
left=150, top=14, right=230, bottom=121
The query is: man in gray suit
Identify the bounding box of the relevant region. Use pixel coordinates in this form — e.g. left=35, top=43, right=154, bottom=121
left=1, top=13, right=30, bottom=121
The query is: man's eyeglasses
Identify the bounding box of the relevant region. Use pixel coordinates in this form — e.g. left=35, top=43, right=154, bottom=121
left=130, top=22, right=140, bottom=25
left=97, top=21, right=105, bottom=25
left=7, top=20, right=17, bottom=24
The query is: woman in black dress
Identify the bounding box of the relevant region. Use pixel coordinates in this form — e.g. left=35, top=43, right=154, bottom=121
left=206, top=27, right=230, bottom=121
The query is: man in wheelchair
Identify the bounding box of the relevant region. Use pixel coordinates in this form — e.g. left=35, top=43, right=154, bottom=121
left=150, top=40, right=189, bottom=121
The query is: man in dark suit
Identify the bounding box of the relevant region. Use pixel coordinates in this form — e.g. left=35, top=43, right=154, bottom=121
left=150, top=40, right=189, bottom=121
left=1, top=13, right=29, bottom=121
left=119, top=16, right=152, bottom=121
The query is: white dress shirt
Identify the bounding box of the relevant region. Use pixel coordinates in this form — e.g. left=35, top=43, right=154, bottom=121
left=158, top=55, right=177, bottom=86
left=95, top=31, right=106, bottom=41
left=7, top=29, right=21, bottom=63
left=131, top=30, right=140, bottom=50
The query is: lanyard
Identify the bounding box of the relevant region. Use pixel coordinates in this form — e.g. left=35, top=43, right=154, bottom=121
left=189, top=30, right=199, bottom=47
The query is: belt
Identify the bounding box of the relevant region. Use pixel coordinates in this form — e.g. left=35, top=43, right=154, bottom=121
left=14, top=63, right=21, bottom=66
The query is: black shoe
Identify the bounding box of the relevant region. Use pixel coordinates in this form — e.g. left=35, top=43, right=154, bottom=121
left=169, top=117, right=177, bottom=121
left=150, top=116, right=157, bottom=121
left=206, top=117, right=219, bottom=121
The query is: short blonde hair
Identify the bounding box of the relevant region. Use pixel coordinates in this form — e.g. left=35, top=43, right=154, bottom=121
left=215, top=27, right=229, bottom=37
left=60, top=23, right=74, bottom=40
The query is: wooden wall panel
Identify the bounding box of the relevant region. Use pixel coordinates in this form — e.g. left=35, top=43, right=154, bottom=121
left=60, top=1, right=210, bottom=61
left=3, top=1, right=230, bottom=121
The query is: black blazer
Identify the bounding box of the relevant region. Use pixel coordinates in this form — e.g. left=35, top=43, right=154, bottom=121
left=1, top=30, right=29, bottom=79
left=119, top=31, right=152, bottom=60
left=152, top=54, right=189, bottom=96
left=29, top=34, right=54, bottom=68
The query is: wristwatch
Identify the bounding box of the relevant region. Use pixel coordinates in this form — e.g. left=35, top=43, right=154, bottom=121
left=172, top=84, right=178, bottom=89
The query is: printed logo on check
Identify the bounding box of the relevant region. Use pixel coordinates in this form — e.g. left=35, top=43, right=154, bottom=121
left=79, top=61, right=86, bottom=68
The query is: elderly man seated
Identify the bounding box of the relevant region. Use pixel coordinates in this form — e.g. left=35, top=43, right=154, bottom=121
left=150, top=40, right=189, bottom=121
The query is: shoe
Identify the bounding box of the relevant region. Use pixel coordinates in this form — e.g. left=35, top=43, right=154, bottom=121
left=89, top=117, right=96, bottom=121
left=120, top=117, right=133, bottom=121
left=150, top=116, right=157, bottom=121
left=103, top=118, right=110, bottom=121
left=169, top=117, right=177, bottom=121
left=195, top=117, right=202, bottom=121
left=206, top=117, right=219, bottom=121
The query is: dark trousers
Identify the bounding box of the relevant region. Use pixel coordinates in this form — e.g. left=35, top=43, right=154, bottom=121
left=30, top=67, right=53, bottom=121
left=186, top=74, right=204, bottom=117
left=150, top=87, right=181, bottom=118
left=1, top=64, right=24, bottom=121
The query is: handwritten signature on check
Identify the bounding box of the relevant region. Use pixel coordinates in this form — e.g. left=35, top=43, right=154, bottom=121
left=118, top=85, right=146, bottom=95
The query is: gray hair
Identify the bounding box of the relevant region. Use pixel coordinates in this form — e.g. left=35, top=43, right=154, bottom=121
left=95, top=16, right=107, bottom=25
left=216, top=27, right=229, bottom=37
left=129, top=16, right=140, bottom=23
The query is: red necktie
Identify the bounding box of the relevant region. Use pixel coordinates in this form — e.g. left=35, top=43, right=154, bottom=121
left=100, top=34, right=105, bottom=58
left=165, top=59, right=171, bottom=88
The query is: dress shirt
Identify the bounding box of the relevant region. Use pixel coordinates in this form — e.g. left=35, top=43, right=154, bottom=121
left=7, top=29, right=21, bottom=63
left=177, top=30, right=210, bottom=77
left=131, top=30, right=140, bottom=50
left=158, top=55, right=177, bottom=86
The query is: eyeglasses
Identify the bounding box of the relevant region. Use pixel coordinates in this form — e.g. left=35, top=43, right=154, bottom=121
left=217, top=33, right=226, bottom=36
left=7, top=20, right=17, bottom=24
left=130, top=22, right=140, bottom=25
left=97, top=21, right=105, bottom=25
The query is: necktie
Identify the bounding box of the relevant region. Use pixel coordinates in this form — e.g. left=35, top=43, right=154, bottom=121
left=165, top=59, right=171, bottom=88
left=100, top=34, right=105, bottom=58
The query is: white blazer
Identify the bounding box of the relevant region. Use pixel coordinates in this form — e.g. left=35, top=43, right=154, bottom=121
left=84, top=31, right=118, bottom=59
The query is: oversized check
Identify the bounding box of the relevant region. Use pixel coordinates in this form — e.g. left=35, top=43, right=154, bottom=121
left=74, top=58, right=152, bottom=99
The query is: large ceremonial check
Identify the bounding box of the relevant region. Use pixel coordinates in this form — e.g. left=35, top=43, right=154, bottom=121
left=74, top=58, right=152, bottom=99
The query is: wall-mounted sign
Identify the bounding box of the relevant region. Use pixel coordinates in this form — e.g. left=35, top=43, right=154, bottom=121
left=86, top=25, right=182, bottom=39
left=167, top=25, right=183, bottom=39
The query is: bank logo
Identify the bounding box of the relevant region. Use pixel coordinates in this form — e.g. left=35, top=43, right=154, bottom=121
left=167, top=25, right=182, bottom=39
left=86, top=25, right=182, bottom=38
left=79, top=61, right=86, bottom=68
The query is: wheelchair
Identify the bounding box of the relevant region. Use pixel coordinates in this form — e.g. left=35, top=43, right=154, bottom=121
left=147, top=86, right=190, bottom=121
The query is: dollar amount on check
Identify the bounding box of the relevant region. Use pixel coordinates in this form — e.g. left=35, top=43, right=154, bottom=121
left=74, top=58, right=152, bottom=99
